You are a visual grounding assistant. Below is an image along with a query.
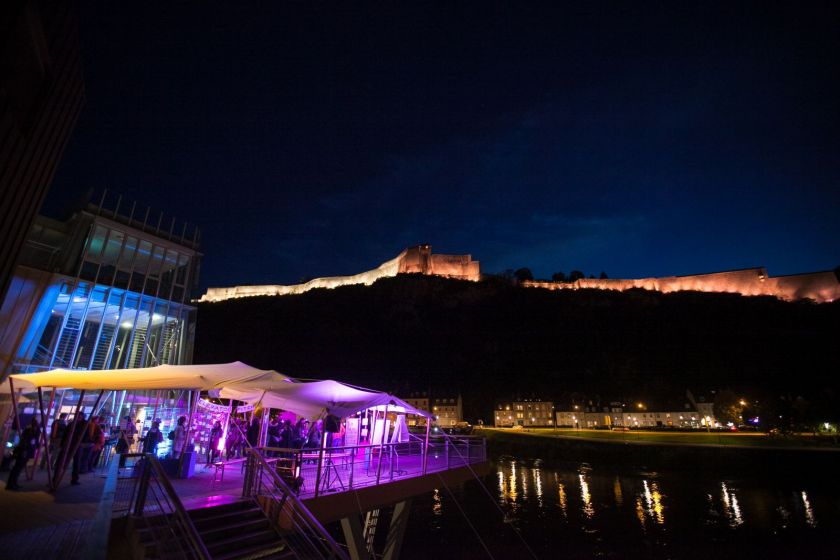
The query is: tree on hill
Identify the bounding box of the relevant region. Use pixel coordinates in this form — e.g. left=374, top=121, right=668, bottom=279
left=551, top=271, right=566, bottom=282
left=599, top=271, right=608, bottom=279
left=514, top=268, right=534, bottom=282
left=569, top=270, right=585, bottom=282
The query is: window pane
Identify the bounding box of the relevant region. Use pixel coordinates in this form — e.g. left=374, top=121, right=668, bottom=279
left=83, top=225, right=109, bottom=263
left=144, top=246, right=165, bottom=297
left=175, top=254, right=189, bottom=285
left=158, top=250, right=178, bottom=300
left=90, top=291, right=123, bottom=370
left=98, top=230, right=125, bottom=285
left=74, top=287, right=107, bottom=369
left=110, top=293, right=139, bottom=369
left=129, top=240, right=153, bottom=292
left=114, top=236, right=138, bottom=289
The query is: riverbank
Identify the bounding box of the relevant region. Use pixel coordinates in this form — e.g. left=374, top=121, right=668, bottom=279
left=478, top=428, right=840, bottom=474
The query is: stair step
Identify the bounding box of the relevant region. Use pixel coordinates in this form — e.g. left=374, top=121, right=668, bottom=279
left=188, top=499, right=257, bottom=520
left=206, top=529, right=281, bottom=556
left=213, top=538, right=290, bottom=560
left=192, top=508, right=265, bottom=530
left=200, top=517, right=272, bottom=542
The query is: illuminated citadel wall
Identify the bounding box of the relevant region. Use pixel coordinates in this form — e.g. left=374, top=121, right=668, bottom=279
left=199, top=245, right=480, bottom=302
left=523, top=268, right=840, bottom=303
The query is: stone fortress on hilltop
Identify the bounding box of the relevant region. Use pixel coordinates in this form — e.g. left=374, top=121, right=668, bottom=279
left=524, top=267, right=840, bottom=303
left=199, top=244, right=839, bottom=304
left=199, top=245, right=480, bottom=302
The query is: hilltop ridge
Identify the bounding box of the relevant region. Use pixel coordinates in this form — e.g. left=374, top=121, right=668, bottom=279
left=195, top=274, right=840, bottom=422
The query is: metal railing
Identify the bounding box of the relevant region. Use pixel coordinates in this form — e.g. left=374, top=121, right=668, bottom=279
left=251, top=434, right=487, bottom=499
left=113, top=453, right=210, bottom=560
left=243, top=448, right=349, bottom=559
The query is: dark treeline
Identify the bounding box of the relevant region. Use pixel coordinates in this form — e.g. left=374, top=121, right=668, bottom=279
left=194, top=275, right=840, bottom=426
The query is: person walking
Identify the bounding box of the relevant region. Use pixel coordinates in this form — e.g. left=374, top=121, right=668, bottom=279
left=246, top=416, right=260, bottom=449
left=61, top=412, right=87, bottom=486
left=87, top=416, right=106, bottom=472
left=5, top=418, right=40, bottom=490
left=206, top=421, right=222, bottom=464
left=42, top=413, right=67, bottom=470
left=143, top=420, right=163, bottom=455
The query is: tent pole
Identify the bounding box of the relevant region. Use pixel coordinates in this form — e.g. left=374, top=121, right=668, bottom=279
left=53, top=389, right=87, bottom=489
left=55, top=388, right=66, bottom=420
left=37, top=388, right=55, bottom=490
left=314, top=412, right=328, bottom=498
left=55, top=390, right=105, bottom=488
left=375, top=404, right=390, bottom=486
left=8, top=378, right=21, bottom=432
left=43, top=387, right=57, bottom=470
left=30, top=386, right=56, bottom=480
left=220, top=399, right=233, bottom=461
left=422, top=415, right=431, bottom=475
left=181, top=389, right=199, bottom=459
left=260, top=408, right=269, bottom=448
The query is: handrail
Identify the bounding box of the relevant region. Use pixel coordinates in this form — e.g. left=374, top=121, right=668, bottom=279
left=125, top=453, right=211, bottom=560
left=244, top=448, right=349, bottom=559
left=80, top=453, right=121, bottom=560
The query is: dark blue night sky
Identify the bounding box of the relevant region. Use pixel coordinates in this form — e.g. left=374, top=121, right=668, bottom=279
left=47, top=2, right=840, bottom=289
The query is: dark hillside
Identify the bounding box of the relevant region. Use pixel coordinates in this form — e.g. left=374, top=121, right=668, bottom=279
left=194, top=275, right=840, bottom=423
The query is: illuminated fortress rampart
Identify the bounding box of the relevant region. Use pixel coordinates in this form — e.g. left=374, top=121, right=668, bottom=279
left=199, top=245, right=480, bottom=302
left=523, top=267, right=840, bottom=303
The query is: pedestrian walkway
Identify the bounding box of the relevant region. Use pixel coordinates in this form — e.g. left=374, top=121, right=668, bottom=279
left=0, top=467, right=107, bottom=559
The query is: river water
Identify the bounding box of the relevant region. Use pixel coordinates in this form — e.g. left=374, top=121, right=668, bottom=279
left=399, top=456, right=840, bottom=559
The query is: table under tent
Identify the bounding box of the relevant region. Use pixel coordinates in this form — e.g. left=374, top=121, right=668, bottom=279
left=4, top=362, right=434, bottom=495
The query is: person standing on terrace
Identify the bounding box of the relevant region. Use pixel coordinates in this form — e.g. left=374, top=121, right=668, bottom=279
left=5, top=417, right=40, bottom=491
left=171, top=416, right=187, bottom=459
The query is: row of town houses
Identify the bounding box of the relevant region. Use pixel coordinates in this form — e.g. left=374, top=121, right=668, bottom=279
left=494, top=393, right=719, bottom=429
left=395, top=390, right=720, bottom=430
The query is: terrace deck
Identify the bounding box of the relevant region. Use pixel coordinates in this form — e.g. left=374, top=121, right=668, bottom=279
left=163, top=438, right=488, bottom=521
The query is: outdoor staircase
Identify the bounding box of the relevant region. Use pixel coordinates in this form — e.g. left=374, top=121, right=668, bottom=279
left=53, top=317, right=81, bottom=367
left=128, top=499, right=294, bottom=560
left=91, top=324, right=115, bottom=369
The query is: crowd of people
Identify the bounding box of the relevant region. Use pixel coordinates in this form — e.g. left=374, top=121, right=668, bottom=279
left=4, top=412, right=114, bottom=490
left=4, top=409, right=350, bottom=490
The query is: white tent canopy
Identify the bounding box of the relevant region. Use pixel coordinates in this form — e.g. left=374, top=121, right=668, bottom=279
left=7, top=362, right=430, bottom=420
left=7, top=361, right=290, bottom=391
left=214, top=379, right=430, bottom=420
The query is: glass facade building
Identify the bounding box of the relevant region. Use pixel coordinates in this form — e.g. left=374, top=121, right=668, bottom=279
left=0, top=193, right=201, bottom=376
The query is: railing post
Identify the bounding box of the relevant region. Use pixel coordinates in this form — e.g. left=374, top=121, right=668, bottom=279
left=375, top=404, right=389, bottom=486
left=422, top=419, right=431, bottom=475
left=134, top=456, right=150, bottom=516
left=346, top=446, right=353, bottom=489
left=243, top=452, right=253, bottom=497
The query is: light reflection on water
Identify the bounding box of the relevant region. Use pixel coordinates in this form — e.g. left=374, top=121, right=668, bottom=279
left=579, top=474, right=595, bottom=519
left=638, top=479, right=666, bottom=525
left=721, top=481, right=744, bottom=528
left=407, top=458, right=836, bottom=559
left=491, top=458, right=821, bottom=534
left=802, top=491, right=816, bottom=527
left=432, top=488, right=442, bottom=517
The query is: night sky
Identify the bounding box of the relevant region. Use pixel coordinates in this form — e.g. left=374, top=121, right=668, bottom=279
left=46, top=2, right=840, bottom=291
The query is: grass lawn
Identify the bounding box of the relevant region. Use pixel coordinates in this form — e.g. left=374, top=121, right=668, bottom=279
left=480, top=427, right=840, bottom=449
